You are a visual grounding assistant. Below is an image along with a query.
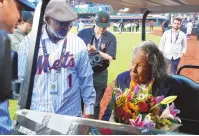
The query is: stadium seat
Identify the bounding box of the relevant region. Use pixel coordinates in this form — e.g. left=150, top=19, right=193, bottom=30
left=173, top=75, right=199, bottom=134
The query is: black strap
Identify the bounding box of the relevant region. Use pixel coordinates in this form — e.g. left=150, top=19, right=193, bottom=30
left=41, top=39, right=67, bottom=73
left=171, top=30, right=180, bottom=44
left=90, top=26, right=95, bottom=45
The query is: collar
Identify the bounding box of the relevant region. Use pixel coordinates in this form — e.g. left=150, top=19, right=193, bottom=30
left=15, top=28, right=26, bottom=37
left=92, top=27, right=107, bottom=37
left=128, top=78, right=155, bottom=95
left=140, top=84, right=147, bottom=88
left=171, top=29, right=180, bottom=33
left=152, top=77, right=171, bottom=97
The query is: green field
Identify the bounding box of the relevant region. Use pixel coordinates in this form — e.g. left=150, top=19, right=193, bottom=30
left=9, top=26, right=162, bottom=119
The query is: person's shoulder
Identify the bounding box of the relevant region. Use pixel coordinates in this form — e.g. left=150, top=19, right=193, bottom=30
left=67, top=32, right=86, bottom=47
left=18, top=33, right=31, bottom=51
left=79, top=27, right=92, bottom=34
left=116, top=70, right=130, bottom=82
left=156, top=75, right=180, bottom=89
left=165, top=29, right=171, bottom=33
left=179, top=30, right=186, bottom=37
left=162, top=29, right=170, bottom=36
left=163, top=75, right=178, bottom=82
left=8, top=33, right=16, bottom=41
left=116, top=70, right=131, bottom=89
left=105, top=31, right=116, bottom=39
left=68, top=32, right=84, bottom=42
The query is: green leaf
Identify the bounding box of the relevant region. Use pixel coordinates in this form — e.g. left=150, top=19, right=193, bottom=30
left=160, top=96, right=177, bottom=105
left=150, top=96, right=177, bottom=111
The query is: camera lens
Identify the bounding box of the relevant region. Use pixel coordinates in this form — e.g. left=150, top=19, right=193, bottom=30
left=94, top=55, right=101, bottom=63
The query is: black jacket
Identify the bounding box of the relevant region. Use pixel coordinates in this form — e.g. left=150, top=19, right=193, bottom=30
left=102, top=70, right=199, bottom=134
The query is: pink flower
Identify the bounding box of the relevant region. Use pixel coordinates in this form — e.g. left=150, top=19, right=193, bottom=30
left=114, top=88, right=123, bottom=99
left=133, top=85, right=140, bottom=96
left=160, top=103, right=181, bottom=123
left=169, top=103, right=180, bottom=115
left=169, top=103, right=181, bottom=123
left=160, top=104, right=174, bottom=119
left=129, top=114, right=145, bottom=127
left=155, top=95, right=164, bottom=104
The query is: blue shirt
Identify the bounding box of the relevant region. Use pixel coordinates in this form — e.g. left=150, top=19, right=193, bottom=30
left=78, top=27, right=117, bottom=59
left=0, top=100, right=11, bottom=134
left=78, top=27, right=117, bottom=73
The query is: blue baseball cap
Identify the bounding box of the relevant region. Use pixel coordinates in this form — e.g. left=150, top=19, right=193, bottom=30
left=22, top=11, right=34, bottom=23
left=17, top=0, right=36, bottom=11
left=95, top=11, right=110, bottom=28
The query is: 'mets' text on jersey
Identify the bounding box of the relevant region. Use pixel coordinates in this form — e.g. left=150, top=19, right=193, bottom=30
left=36, top=51, right=75, bottom=74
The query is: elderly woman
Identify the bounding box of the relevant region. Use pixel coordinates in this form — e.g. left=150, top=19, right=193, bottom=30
left=101, top=40, right=199, bottom=128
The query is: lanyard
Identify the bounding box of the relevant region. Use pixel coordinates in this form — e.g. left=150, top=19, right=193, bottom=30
left=171, top=30, right=179, bottom=44
left=94, top=37, right=102, bottom=50
left=41, top=39, right=67, bottom=73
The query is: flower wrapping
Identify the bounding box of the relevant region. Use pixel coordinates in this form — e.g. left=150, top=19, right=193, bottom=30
left=112, top=81, right=181, bottom=131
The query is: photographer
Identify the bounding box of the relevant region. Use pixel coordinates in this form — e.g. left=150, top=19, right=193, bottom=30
left=0, top=0, right=34, bottom=134
left=78, top=11, right=117, bottom=119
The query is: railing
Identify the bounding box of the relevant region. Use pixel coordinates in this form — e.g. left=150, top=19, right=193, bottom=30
left=177, top=65, right=199, bottom=75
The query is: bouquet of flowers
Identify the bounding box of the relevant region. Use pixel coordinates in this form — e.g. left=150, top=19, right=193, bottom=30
left=111, top=83, right=181, bottom=131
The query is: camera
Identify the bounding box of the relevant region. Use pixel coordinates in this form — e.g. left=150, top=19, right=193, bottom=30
left=89, top=51, right=102, bottom=67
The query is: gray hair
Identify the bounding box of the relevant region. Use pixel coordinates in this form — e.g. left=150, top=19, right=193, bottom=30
left=133, top=40, right=167, bottom=80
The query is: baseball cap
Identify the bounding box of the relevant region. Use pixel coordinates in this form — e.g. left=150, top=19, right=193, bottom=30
left=95, top=11, right=110, bottom=28
left=17, top=0, right=36, bottom=11
left=22, top=11, right=34, bottom=23
left=45, top=0, right=78, bottom=22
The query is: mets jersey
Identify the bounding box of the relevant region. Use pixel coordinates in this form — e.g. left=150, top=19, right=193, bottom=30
left=18, top=27, right=96, bottom=116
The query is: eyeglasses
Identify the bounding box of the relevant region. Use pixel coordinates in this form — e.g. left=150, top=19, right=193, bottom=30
left=52, top=19, right=72, bottom=28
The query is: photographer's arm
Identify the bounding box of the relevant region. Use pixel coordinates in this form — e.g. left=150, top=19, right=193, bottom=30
left=99, top=51, right=113, bottom=61
left=88, top=35, right=117, bottom=61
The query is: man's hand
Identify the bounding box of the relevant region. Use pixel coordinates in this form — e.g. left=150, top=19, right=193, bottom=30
left=87, top=44, right=96, bottom=53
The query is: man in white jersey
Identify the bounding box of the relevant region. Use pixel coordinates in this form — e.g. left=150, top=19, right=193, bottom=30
left=186, top=20, right=193, bottom=39
left=18, top=0, right=96, bottom=119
